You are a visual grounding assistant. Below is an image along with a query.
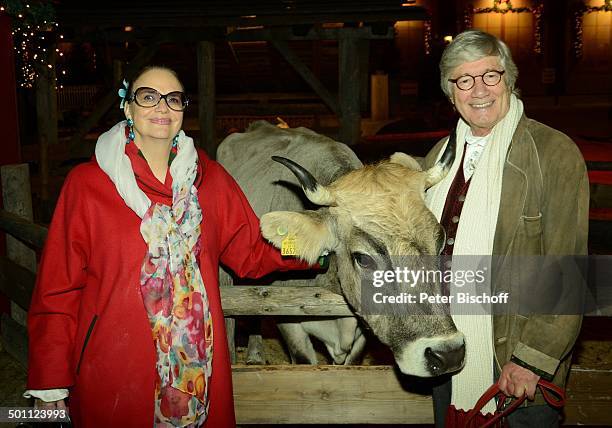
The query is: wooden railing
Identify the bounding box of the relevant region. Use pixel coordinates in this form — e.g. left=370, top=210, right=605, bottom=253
left=57, top=85, right=103, bottom=112
left=0, top=163, right=610, bottom=425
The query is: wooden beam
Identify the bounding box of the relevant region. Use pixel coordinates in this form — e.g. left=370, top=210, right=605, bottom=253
left=68, top=26, right=394, bottom=44
left=0, top=313, right=28, bottom=369
left=0, top=210, right=48, bottom=249
left=226, top=26, right=394, bottom=42
left=220, top=286, right=352, bottom=316
left=0, top=257, right=35, bottom=311
left=217, top=103, right=326, bottom=116
left=564, top=366, right=612, bottom=425
left=197, top=41, right=217, bottom=158
left=232, top=364, right=612, bottom=425
left=338, top=29, right=362, bottom=145
left=67, top=39, right=164, bottom=153
left=0, top=274, right=354, bottom=318
left=57, top=7, right=429, bottom=28
left=233, top=365, right=434, bottom=424
left=269, top=39, right=339, bottom=116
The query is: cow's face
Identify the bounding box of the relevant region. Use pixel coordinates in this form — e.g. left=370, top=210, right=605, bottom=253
left=261, top=146, right=466, bottom=377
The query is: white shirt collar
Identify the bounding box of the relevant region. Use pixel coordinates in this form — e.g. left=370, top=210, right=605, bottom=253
left=465, top=128, right=491, bottom=147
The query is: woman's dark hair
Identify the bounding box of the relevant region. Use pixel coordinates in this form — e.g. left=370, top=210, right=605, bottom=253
left=126, top=65, right=185, bottom=99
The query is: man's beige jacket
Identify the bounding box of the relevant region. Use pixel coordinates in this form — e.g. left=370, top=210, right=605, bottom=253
left=425, top=115, right=589, bottom=404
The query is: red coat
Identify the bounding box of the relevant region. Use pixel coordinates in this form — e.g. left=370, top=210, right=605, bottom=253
left=27, top=144, right=305, bottom=427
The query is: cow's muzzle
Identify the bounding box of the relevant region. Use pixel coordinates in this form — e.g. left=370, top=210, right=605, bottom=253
left=424, top=342, right=465, bottom=376
left=395, top=331, right=466, bottom=377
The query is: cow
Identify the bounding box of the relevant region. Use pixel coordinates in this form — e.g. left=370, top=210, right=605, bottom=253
left=218, top=121, right=366, bottom=365
left=219, top=121, right=464, bottom=377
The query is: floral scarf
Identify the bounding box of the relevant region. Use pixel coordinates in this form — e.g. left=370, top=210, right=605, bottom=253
left=95, top=121, right=213, bottom=427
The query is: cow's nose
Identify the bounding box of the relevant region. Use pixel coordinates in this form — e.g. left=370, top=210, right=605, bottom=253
left=424, top=343, right=465, bottom=376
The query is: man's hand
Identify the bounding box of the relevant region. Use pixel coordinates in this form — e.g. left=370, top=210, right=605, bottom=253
left=498, top=362, right=540, bottom=400
left=34, top=398, right=67, bottom=410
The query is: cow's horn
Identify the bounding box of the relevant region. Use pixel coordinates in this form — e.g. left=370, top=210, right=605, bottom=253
left=272, top=156, right=336, bottom=206
left=424, top=127, right=457, bottom=188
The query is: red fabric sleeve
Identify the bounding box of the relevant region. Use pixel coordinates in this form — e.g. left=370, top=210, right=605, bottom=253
left=213, top=163, right=311, bottom=278
left=27, top=169, right=90, bottom=389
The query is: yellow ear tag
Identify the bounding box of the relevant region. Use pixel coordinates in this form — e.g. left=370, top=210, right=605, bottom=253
left=281, top=234, right=298, bottom=256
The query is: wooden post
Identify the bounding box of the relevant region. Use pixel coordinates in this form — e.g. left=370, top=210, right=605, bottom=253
left=219, top=267, right=236, bottom=363
left=35, top=48, right=58, bottom=149
left=112, top=59, right=123, bottom=86
left=35, top=48, right=57, bottom=210
left=246, top=317, right=264, bottom=365
left=1, top=164, right=36, bottom=328
left=312, top=39, right=322, bottom=80
left=39, top=134, right=49, bottom=219
left=358, top=38, right=370, bottom=113
left=197, top=41, right=216, bottom=159
left=225, top=318, right=236, bottom=364
left=246, top=334, right=265, bottom=365
left=338, top=29, right=361, bottom=145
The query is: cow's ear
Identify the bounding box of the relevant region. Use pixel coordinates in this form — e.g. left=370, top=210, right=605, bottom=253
left=389, top=152, right=423, bottom=171
left=261, top=210, right=338, bottom=264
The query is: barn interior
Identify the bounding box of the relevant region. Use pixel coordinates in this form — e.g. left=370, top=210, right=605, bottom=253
left=0, top=0, right=611, bottom=426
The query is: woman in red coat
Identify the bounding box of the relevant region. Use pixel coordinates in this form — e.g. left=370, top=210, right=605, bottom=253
left=26, top=66, right=307, bottom=427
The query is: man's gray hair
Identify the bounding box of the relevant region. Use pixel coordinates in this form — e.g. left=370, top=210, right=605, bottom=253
left=439, top=30, right=519, bottom=99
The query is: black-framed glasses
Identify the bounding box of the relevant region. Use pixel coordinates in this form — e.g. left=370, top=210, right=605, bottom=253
left=129, top=87, right=189, bottom=111
left=448, top=70, right=505, bottom=91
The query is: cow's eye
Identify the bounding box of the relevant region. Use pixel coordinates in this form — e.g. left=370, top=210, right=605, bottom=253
left=351, top=252, right=377, bottom=270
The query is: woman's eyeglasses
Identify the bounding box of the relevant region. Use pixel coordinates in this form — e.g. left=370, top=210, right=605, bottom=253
left=448, top=70, right=505, bottom=91
left=129, top=87, right=189, bottom=111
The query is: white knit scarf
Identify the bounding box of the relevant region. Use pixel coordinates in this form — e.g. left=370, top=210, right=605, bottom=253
left=426, top=94, right=523, bottom=412
left=95, top=121, right=199, bottom=218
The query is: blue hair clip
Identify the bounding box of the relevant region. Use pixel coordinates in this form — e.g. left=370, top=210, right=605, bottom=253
left=118, top=79, right=129, bottom=109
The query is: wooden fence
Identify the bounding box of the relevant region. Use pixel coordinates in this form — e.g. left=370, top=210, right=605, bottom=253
left=0, top=163, right=611, bottom=425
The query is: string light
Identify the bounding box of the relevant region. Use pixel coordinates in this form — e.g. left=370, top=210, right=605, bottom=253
left=1, top=0, right=67, bottom=88
left=532, top=3, right=543, bottom=54
left=573, top=0, right=612, bottom=59
left=423, top=20, right=432, bottom=55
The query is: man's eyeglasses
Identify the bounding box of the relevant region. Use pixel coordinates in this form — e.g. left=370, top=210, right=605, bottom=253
left=448, top=70, right=505, bottom=91
left=128, top=87, right=189, bottom=111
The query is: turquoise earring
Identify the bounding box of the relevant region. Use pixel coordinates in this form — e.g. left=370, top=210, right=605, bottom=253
left=172, top=134, right=179, bottom=148
left=126, top=118, right=135, bottom=143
